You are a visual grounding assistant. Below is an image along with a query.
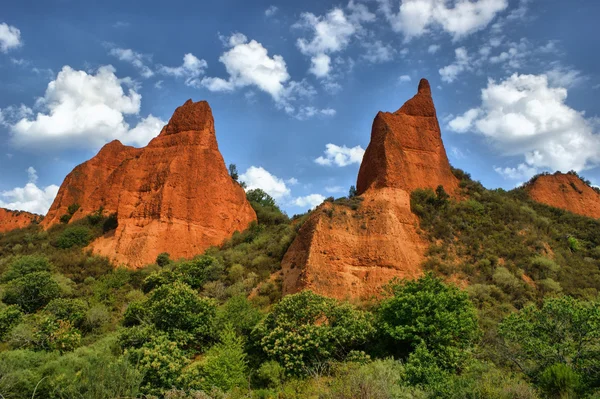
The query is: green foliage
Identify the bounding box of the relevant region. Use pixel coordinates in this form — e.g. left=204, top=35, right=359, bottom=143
left=183, top=324, right=248, bottom=392
left=256, top=290, right=375, bottom=376
left=3, top=271, right=61, bottom=313
left=348, top=185, right=357, bottom=198
left=0, top=304, right=23, bottom=340
left=67, top=203, right=81, bottom=215
left=146, top=281, right=217, bottom=341
left=60, top=213, right=72, bottom=224
left=102, top=213, right=118, bottom=232
left=156, top=252, right=171, bottom=267
left=43, top=298, right=88, bottom=328
left=538, top=363, right=582, bottom=398
left=378, top=273, right=480, bottom=372
left=55, top=225, right=92, bottom=249
left=1, top=254, right=52, bottom=282
left=216, top=295, right=263, bottom=336
left=229, top=163, right=239, bottom=181
left=499, top=296, right=600, bottom=391
left=33, top=316, right=82, bottom=352
left=247, top=189, right=276, bottom=208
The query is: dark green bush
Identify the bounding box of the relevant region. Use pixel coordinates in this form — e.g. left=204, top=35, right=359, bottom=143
left=55, top=226, right=92, bottom=249
left=3, top=271, right=61, bottom=313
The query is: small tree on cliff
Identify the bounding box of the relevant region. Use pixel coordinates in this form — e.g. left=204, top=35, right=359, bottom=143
left=228, top=164, right=239, bottom=181
left=349, top=185, right=357, bottom=198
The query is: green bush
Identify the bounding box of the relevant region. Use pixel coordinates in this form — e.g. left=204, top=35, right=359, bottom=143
left=538, top=363, right=582, bottom=398
left=44, top=298, right=88, bottom=328
left=3, top=271, right=61, bottom=313
left=156, top=252, right=171, bottom=267
left=0, top=304, right=23, bottom=340
left=256, top=290, right=374, bottom=376
left=378, top=273, right=480, bottom=372
left=1, top=255, right=52, bottom=282
left=55, top=226, right=92, bottom=249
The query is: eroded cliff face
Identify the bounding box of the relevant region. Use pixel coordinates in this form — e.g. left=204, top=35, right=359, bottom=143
left=356, top=79, right=459, bottom=196
left=43, top=100, right=257, bottom=267
left=0, top=208, right=40, bottom=233
left=280, top=79, right=457, bottom=299
left=525, top=173, right=600, bottom=219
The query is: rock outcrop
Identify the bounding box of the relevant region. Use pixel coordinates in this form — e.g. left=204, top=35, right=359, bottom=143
left=525, top=172, right=600, bottom=219
left=43, top=100, right=257, bottom=267
left=280, top=79, right=458, bottom=299
left=0, top=208, right=40, bottom=233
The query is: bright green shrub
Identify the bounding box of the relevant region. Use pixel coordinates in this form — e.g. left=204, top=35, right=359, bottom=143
left=256, top=290, right=374, bottom=376
left=378, top=273, right=480, bottom=372
left=55, top=226, right=92, bottom=249
left=0, top=304, right=23, bottom=340
left=3, top=271, right=61, bottom=313
left=44, top=298, right=88, bottom=328
left=1, top=255, right=52, bottom=282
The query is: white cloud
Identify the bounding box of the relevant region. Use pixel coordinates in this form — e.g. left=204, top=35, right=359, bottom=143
left=202, top=34, right=289, bottom=101
left=295, top=3, right=375, bottom=77
left=449, top=73, right=600, bottom=174
left=309, top=53, right=331, bottom=78
left=0, top=168, right=59, bottom=214
left=294, top=106, right=337, bottom=120
left=287, top=177, right=299, bottom=185
left=315, top=143, right=365, bottom=167
left=265, top=5, right=278, bottom=17
left=293, top=194, right=326, bottom=209
left=0, top=23, right=22, bottom=53
left=362, top=40, right=395, bottom=63
left=399, top=74, right=412, bottom=83
left=4, top=65, right=165, bottom=150
left=108, top=47, right=154, bottom=78
left=494, top=163, right=537, bottom=180
left=159, top=53, right=208, bottom=87
left=240, top=166, right=291, bottom=201
left=26, top=166, right=38, bottom=183
left=449, top=146, right=466, bottom=160
left=428, top=44, right=441, bottom=54
left=546, top=65, right=585, bottom=89
left=378, top=0, right=508, bottom=41
left=439, top=47, right=470, bottom=83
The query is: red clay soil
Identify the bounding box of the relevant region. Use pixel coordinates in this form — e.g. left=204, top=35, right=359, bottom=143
left=0, top=208, right=40, bottom=233
left=525, top=172, right=600, bottom=219
left=280, top=79, right=458, bottom=299
left=43, top=100, right=257, bottom=267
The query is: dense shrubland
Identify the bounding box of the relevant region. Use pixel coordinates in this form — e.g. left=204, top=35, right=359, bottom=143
left=0, top=185, right=599, bottom=398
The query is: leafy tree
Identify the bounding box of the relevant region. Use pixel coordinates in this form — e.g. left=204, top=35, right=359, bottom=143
left=34, top=316, right=81, bottom=353
left=1, top=255, right=52, bottom=282
left=156, top=252, right=171, bottom=267
left=146, top=281, right=217, bottom=341
left=216, top=295, right=262, bottom=337
left=247, top=188, right=276, bottom=208
left=0, top=305, right=23, bottom=340
left=378, top=273, right=480, bottom=372
left=43, top=298, right=88, bottom=328
left=499, top=296, right=600, bottom=389
left=228, top=163, right=239, bottom=181
left=55, top=226, right=92, bottom=249
left=256, top=290, right=374, bottom=376
left=184, top=324, right=248, bottom=392
left=176, top=255, right=224, bottom=289
left=3, top=271, right=61, bottom=313
left=349, top=185, right=358, bottom=198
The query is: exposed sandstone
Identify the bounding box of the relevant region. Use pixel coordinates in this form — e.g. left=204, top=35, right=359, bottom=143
left=280, top=79, right=457, bottom=299
left=525, top=172, right=600, bottom=219
left=0, top=208, right=40, bottom=233
left=43, top=100, right=257, bottom=267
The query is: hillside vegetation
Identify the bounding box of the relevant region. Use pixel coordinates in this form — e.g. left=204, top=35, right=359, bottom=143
left=0, top=181, right=599, bottom=399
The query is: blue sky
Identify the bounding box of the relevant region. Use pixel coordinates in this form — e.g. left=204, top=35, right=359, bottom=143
left=1, top=0, right=599, bottom=215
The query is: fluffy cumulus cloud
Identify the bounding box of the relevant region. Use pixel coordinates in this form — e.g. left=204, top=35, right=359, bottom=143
left=109, top=47, right=154, bottom=78
left=362, top=40, right=396, bottom=63
left=449, top=73, right=600, bottom=175
left=295, top=2, right=375, bottom=77
left=439, top=47, right=470, bottom=83
left=203, top=34, right=335, bottom=119
left=0, top=167, right=59, bottom=214
left=294, top=194, right=326, bottom=209
left=240, top=166, right=291, bottom=201
left=240, top=166, right=325, bottom=210
left=315, top=143, right=365, bottom=167
left=202, top=33, right=289, bottom=100
left=378, top=0, right=508, bottom=41
left=3, top=65, right=165, bottom=150
left=265, top=5, right=278, bottom=17
left=0, top=23, right=22, bottom=53
left=159, top=53, right=207, bottom=87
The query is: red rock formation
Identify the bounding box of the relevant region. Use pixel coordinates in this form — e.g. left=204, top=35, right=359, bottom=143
left=280, top=79, right=458, bottom=299
left=43, top=100, right=257, bottom=267
left=0, top=208, right=40, bottom=233
left=357, top=79, right=459, bottom=196
left=525, top=172, right=600, bottom=219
